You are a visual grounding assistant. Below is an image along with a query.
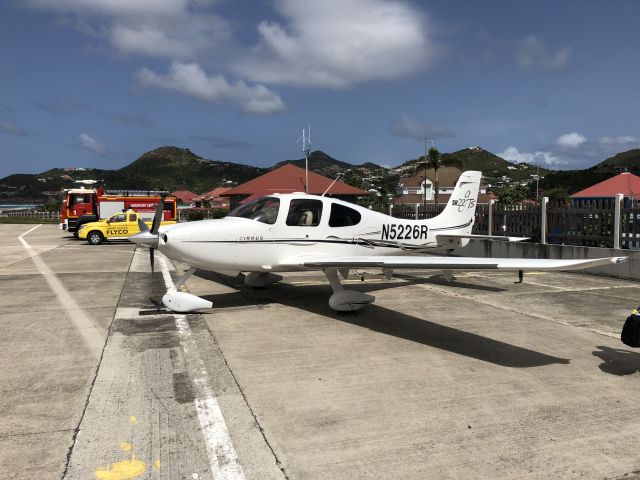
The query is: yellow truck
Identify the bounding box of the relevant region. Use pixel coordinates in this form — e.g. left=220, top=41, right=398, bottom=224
left=78, top=210, right=176, bottom=245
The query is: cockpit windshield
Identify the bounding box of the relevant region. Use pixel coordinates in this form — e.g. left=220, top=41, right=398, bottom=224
left=227, top=197, right=280, bottom=224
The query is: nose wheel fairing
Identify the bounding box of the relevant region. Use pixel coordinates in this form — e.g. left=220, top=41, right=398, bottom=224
left=162, top=291, right=213, bottom=313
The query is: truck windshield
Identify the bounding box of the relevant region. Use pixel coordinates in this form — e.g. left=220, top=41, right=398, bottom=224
left=228, top=197, right=280, bottom=225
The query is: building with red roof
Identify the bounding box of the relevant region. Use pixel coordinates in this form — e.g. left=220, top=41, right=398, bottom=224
left=194, top=187, right=232, bottom=209
left=571, top=172, right=640, bottom=200
left=394, top=167, right=495, bottom=205
left=172, top=190, right=198, bottom=205
left=221, top=163, right=369, bottom=208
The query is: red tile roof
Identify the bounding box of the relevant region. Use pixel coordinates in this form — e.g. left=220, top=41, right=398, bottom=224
left=200, top=187, right=231, bottom=199
left=172, top=190, right=198, bottom=203
left=571, top=172, right=640, bottom=198
left=400, top=167, right=464, bottom=188
left=221, top=164, right=368, bottom=197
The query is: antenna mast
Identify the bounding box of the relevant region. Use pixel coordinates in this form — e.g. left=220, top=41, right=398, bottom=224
left=298, top=125, right=311, bottom=193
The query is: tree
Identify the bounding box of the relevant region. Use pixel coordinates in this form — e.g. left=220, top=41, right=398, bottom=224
left=494, top=184, right=528, bottom=204
left=543, top=187, right=570, bottom=204
left=428, top=146, right=442, bottom=206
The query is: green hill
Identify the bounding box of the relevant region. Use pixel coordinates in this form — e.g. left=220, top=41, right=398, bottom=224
left=0, top=147, right=266, bottom=200
left=541, top=149, right=640, bottom=195
left=393, top=147, right=551, bottom=184
left=104, top=146, right=266, bottom=192
left=3, top=145, right=640, bottom=203
left=272, top=150, right=388, bottom=178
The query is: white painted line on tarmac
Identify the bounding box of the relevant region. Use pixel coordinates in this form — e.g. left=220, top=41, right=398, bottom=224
left=18, top=225, right=105, bottom=358
left=158, top=254, right=245, bottom=480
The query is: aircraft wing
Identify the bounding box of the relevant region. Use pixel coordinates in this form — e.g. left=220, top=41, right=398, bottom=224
left=436, top=234, right=529, bottom=243
left=279, top=254, right=627, bottom=272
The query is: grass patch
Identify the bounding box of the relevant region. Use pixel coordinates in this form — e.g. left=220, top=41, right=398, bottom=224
left=0, top=217, right=58, bottom=224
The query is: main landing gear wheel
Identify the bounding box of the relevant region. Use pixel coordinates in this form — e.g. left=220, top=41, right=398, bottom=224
left=87, top=231, right=104, bottom=245
left=324, top=268, right=375, bottom=312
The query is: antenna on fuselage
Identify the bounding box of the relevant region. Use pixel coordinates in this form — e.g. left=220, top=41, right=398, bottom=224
left=297, top=125, right=311, bottom=193
left=322, top=172, right=342, bottom=196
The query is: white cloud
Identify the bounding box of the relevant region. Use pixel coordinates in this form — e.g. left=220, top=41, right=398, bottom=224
left=79, top=132, right=107, bottom=156
left=26, top=0, right=192, bottom=16
left=137, top=62, right=286, bottom=114
left=26, top=0, right=439, bottom=113
left=0, top=119, right=27, bottom=137
left=108, top=14, right=229, bottom=59
left=498, top=146, right=564, bottom=167
left=27, top=0, right=230, bottom=60
left=233, top=0, right=435, bottom=88
left=515, top=35, right=571, bottom=70
left=556, top=132, right=587, bottom=148
left=391, top=114, right=455, bottom=140
left=599, top=135, right=638, bottom=145
left=499, top=131, right=640, bottom=170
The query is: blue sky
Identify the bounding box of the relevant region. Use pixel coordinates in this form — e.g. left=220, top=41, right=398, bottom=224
left=1, top=0, right=639, bottom=179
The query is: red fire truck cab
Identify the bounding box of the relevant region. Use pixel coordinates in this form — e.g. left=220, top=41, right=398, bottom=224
left=59, top=187, right=177, bottom=236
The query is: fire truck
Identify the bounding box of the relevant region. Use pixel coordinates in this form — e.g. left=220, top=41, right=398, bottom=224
left=59, top=187, right=177, bottom=236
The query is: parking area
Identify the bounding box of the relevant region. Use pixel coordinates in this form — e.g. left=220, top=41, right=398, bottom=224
left=2, top=224, right=640, bottom=479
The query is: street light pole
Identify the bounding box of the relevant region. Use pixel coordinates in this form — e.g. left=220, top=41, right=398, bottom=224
left=423, top=138, right=427, bottom=214
left=422, top=137, right=434, bottom=216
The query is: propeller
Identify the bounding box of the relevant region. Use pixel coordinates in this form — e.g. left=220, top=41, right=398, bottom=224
left=149, top=198, right=164, bottom=272
left=130, top=198, right=165, bottom=273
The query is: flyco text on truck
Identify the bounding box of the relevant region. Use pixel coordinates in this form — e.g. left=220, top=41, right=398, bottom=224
left=78, top=210, right=177, bottom=245
left=59, top=187, right=177, bottom=235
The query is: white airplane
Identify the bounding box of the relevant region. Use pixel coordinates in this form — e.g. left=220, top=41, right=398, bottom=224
left=131, top=171, right=626, bottom=313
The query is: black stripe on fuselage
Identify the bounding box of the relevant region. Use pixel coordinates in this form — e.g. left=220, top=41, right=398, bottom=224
left=429, top=219, right=473, bottom=231
left=181, top=238, right=437, bottom=250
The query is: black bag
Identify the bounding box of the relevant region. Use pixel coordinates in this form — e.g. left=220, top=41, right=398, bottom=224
left=621, top=313, right=640, bottom=348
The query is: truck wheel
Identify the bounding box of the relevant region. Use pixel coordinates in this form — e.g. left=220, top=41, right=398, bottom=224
left=87, top=231, right=104, bottom=245
left=73, top=230, right=79, bottom=238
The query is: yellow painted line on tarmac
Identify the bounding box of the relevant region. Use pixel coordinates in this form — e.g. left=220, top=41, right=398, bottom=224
left=94, top=454, right=146, bottom=480
left=119, top=442, right=132, bottom=452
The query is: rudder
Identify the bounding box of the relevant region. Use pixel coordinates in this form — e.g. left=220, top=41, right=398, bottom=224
left=428, top=171, right=482, bottom=234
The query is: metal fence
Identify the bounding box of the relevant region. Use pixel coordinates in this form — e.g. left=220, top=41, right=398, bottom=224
left=1, top=209, right=58, bottom=220
left=6, top=199, right=640, bottom=249
left=389, top=195, right=639, bottom=249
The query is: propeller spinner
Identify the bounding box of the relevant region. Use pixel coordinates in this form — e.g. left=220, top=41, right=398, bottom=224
left=130, top=198, right=165, bottom=272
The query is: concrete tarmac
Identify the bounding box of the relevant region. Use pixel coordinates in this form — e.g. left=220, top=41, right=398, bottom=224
left=2, top=224, right=640, bottom=479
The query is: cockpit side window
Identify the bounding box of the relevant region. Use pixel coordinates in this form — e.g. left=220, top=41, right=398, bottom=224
left=286, top=199, right=323, bottom=227
left=227, top=197, right=280, bottom=224
left=329, top=203, right=361, bottom=227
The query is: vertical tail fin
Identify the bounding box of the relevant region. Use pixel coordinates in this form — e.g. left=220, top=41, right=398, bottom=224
left=428, top=171, right=482, bottom=234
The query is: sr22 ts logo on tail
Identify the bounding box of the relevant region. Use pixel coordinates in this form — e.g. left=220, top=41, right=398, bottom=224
left=381, top=224, right=428, bottom=240
left=451, top=189, right=475, bottom=212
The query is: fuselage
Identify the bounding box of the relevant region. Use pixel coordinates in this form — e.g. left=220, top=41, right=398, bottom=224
left=157, top=187, right=478, bottom=275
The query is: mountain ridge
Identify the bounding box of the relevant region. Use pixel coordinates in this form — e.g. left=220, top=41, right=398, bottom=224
left=2, top=145, right=639, bottom=201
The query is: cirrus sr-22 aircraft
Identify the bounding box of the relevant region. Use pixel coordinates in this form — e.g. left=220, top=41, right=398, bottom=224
left=131, top=171, right=626, bottom=313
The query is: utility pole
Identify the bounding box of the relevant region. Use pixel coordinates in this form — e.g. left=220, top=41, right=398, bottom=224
left=532, top=164, right=540, bottom=201
left=422, top=138, right=434, bottom=214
